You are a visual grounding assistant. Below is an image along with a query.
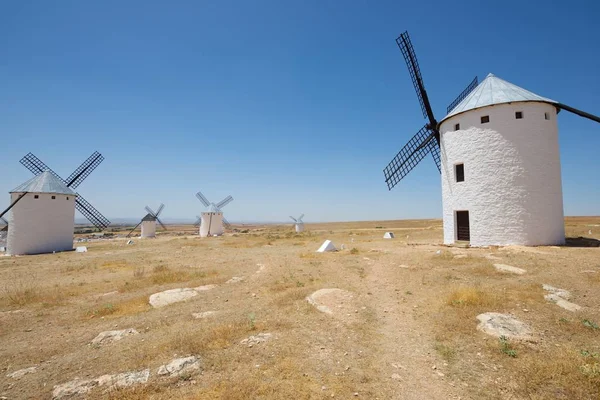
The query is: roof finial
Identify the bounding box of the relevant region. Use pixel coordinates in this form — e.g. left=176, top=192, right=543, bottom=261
left=486, top=73, right=495, bottom=78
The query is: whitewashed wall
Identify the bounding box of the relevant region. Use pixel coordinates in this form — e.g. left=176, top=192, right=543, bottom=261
left=7, top=192, right=76, bottom=255
left=439, top=101, right=565, bottom=246
left=199, top=212, right=224, bottom=237
left=141, top=220, right=156, bottom=238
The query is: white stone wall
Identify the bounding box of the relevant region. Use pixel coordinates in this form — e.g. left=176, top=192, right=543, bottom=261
left=141, top=221, right=156, bottom=238
left=7, top=192, right=76, bottom=255
left=439, top=101, right=565, bottom=246
left=199, top=212, right=224, bottom=237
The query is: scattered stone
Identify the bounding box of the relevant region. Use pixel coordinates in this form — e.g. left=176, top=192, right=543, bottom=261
left=91, top=328, right=139, bottom=346
left=317, top=240, right=337, bottom=252
left=192, top=311, right=218, bottom=319
left=543, top=285, right=582, bottom=312
left=542, top=284, right=571, bottom=300
left=157, top=356, right=201, bottom=377
left=149, top=288, right=198, bottom=308
left=6, top=366, right=37, bottom=379
left=126, top=240, right=134, bottom=245
left=550, top=298, right=582, bottom=312
left=52, top=369, right=149, bottom=399
left=306, top=288, right=354, bottom=315
left=75, top=246, right=87, bottom=253
left=493, top=264, right=526, bottom=275
left=240, top=332, right=272, bottom=347
left=476, top=312, right=533, bottom=340
left=256, top=263, right=266, bottom=273
left=383, top=232, right=395, bottom=239
left=226, top=276, right=244, bottom=284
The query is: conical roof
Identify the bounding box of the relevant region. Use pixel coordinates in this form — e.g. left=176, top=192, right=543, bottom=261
left=142, top=213, right=156, bottom=222
left=10, top=171, right=76, bottom=196
left=441, top=73, right=557, bottom=123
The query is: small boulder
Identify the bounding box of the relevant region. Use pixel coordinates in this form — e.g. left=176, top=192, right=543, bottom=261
left=149, top=288, right=198, bottom=308
left=52, top=369, right=149, bottom=399
left=6, top=366, right=37, bottom=379
left=75, top=246, right=87, bottom=253
left=476, top=312, right=533, bottom=340
left=240, top=333, right=272, bottom=347
left=91, top=328, right=139, bottom=346
left=157, top=356, right=201, bottom=377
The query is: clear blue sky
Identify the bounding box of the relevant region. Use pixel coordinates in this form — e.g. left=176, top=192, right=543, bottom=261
left=1, top=0, right=599, bottom=223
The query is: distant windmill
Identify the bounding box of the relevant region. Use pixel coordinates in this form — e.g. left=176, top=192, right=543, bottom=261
left=382, top=31, right=600, bottom=247
left=195, top=191, right=233, bottom=237
left=19, top=152, right=110, bottom=230
left=127, top=204, right=166, bottom=238
left=289, top=214, right=305, bottom=233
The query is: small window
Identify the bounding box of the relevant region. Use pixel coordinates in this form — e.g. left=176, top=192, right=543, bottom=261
left=455, top=163, right=465, bottom=182
left=34, top=195, right=39, bottom=199
left=481, top=115, right=490, bottom=124
left=515, top=111, right=523, bottom=119
left=544, top=112, right=550, bottom=120
left=454, top=123, right=460, bottom=131
left=51, top=195, right=56, bottom=200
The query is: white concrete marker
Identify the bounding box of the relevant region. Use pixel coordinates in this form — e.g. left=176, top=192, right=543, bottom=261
left=75, top=246, right=87, bottom=253
left=317, top=240, right=337, bottom=252
left=383, top=232, right=395, bottom=239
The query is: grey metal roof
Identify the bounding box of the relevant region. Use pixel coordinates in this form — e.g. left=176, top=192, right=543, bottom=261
left=142, top=213, right=156, bottom=222
left=441, top=73, right=557, bottom=123
left=10, top=171, right=77, bottom=195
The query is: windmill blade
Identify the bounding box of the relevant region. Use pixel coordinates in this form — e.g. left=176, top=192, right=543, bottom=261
left=298, top=214, right=304, bottom=221
left=383, top=125, right=436, bottom=190
left=75, top=195, right=111, bottom=229
left=127, top=220, right=142, bottom=238
left=155, top=203, right=165, bottom=217
left=556, top=103, right=600, bottom=124
left=196, top=191, right=210, bottom=207
left=145, top=206, right=156, bottom=216
left=222, top=216, right=231, bottom=228
left=215, top=195, right=233, bottom=209
left=65, top=151, right=104, bottom=189
left=447, top=76, right=479, bottom=115
left=0, top=216, right=7, bottom=225
left=396, top=31, right=437, bottom=128
left=289, top=216, right=297, bottom=222
left=20, top=153, right=63, bottom=180
left=428, top=139, right=441, bottom=173
left=0, top=193, right=28, bottom=220
left=156, top=217, right=167, bottom=231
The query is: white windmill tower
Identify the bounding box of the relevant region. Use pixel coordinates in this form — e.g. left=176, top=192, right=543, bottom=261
left=127, top=204, right=166, bottom=238
left=289, top=214, right=305, bottom=233
left=383, top=31, right=600, bottom=247
left=1, top=171, right=78, bottom=255
left=195, top=191, right=234, bottom=237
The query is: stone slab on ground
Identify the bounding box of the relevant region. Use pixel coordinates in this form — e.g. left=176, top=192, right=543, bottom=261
left=52, top=369, right=149, bottom=399
left=240, top=333, right=273, bottom=347
left=157, top=356, right=201, bottom=377
left=192, top=311, right=218, bottom=319
left=542, top=284, right=571, bottom=300
left=149, top=288, right=198, bottom=308
left=91, top=328, right=139, bottom=346
left=194, top=284, right=217, bottom=292
left=6, top=366, right=37, bottom=379
left=476, top=312, right=533, bottom=341
left=493, top=264, right=526, bottom=275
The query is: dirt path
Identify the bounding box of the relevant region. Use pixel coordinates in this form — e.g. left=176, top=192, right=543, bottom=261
left=364, top=258, right=466, bottom=399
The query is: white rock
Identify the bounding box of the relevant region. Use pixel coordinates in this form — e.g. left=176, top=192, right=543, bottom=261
left=476, top=312, right=533, bottom=340
left=75, top=246, right=87, bottom=253
left=157, top=356, right=201, bottom=376
left=240, top=333, right=272, bottom=347
left=383, top=232, right=395, bottom=239
left=226, top=276, right=244, bottom=284
left=91, top=328, right=139, bottom=346
left=493, top=263, right=526, bottom=275
left=317, top=240, right=337, bottom=252
left=52, top=369, right=149, bottom=399
left=149, top=288, right=198, bottom=308
left=194, top=284, right=217, bottom=292
left=542, top=284, right=571, bottom=300
left=6, top=366, right=37, bottom=379
left=192, top=311, right=218, bottom=319
left=544, top=294, right=582, bottom=312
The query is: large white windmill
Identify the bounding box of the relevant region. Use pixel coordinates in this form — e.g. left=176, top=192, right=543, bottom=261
left=289, top=214, right=305, bottom=233
left=127, top=204, right=166, bottom=238
left=383, top=31, right=600, bottom=247
left=195, top=191, right=234, bottom=237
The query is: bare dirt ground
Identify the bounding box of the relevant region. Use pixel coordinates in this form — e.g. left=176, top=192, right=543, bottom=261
left=1, top=217, right=599, bottom=399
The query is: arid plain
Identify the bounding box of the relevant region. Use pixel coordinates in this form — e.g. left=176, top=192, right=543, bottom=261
left=1, top=217, right=599, bottom=399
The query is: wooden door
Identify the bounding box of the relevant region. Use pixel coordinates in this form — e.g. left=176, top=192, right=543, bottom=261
left=456, top=211, right=470, bottom=241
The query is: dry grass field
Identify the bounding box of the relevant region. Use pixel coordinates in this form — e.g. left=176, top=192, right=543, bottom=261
left=1, top=217, right=599, bottom=399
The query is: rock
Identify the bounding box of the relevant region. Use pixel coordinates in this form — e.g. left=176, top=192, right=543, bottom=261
left=52, top=369, right=149, bottom=399
left=192, top=311, right=218, bottom=319
left=194, top=284, right=217, bottom=292
left=542, top=284, right=571, bottom=300
left=157, top=356, right=201, bottom=377
left=476, top=312, right=533, bottom=340
left=149, top=288, right=198, bottom=308
left=549, top=298, right=582, bottom=312
left=226, top=276, right=244, bottom=284
left=493, top=264, right=526, bottom=275
left=6, top=366, right=37, bottom=379
left=306, top=288, right=354, bottom=315
left=240, top=333, right=272, bottom=347
left=383, top=232, right=395, bottom=239
left=75, top=246, right=87, bottom=253
left=317, top=240, right=337, bottom=252
left=91, top=328, right=139, bottom=346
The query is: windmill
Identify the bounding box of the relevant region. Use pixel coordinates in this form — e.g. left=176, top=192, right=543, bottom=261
left=195, top=191, right=233, bottom=237
left=383, top=31, right=600, bottom=247
left=127, top=204, right=166, bottom=238
left=289, top=214, right=305, bottom=233
left=19, top=152, right=110, bottom=230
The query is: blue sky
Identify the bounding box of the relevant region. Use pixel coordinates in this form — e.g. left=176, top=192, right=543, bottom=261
left=1, top=0, right=599, bottom=223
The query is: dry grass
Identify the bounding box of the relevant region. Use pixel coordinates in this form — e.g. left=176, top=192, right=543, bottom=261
left=447, top=287, right=501, bottom=308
